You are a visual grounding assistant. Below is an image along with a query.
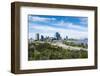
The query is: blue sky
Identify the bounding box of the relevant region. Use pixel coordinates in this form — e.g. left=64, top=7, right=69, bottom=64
left=28, top=15, right=88, bottom=39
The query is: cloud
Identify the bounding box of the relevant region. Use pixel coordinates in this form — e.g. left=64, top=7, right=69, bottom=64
left=29, top=16, right=88, bottom=31
left=29, top=23, right=88, bottom=39
left=29, top=16, right=56, bottom=22
left=79, top=18, right=88, bottom=25
left=53, top=20, right=87, bottom=31
left=67, top=23, right=88, bottom=31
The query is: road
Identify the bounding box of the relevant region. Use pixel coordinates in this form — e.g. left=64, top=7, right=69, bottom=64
left=51, top=42, right=87, bottom=51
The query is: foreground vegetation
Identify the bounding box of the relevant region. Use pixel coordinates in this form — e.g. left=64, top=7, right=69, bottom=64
left=28, top=42, right=88, bottom=60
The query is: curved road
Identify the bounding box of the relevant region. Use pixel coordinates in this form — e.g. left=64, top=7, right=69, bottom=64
left=51, top=42, right=87, bottom=51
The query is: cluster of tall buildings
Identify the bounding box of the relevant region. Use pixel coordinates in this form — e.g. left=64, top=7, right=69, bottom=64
left=35, top=33, right=44, bottom=41
left=29, top=32, right=88, bottom=46
left=35, top=32, right=68, bottom=41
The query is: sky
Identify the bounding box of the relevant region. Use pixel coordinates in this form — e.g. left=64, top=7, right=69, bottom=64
left=28, top=15, right=88, bottom=39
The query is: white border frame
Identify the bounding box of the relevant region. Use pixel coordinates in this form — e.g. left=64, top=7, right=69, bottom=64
left=20, top=6, right=95, bottom=70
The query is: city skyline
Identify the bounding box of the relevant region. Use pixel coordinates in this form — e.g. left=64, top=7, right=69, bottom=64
left=34, top=32, right=68, bottom=41
left=28, top=15, right=88, bottom=39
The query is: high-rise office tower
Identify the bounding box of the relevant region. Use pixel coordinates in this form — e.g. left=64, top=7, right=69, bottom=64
left=41, top=35, right=44, bottom=41
left=66, top=36, right=68, bottom=40
left=55, top=32, right=61, bottom=40
left=36, top=33, right=39, bottom=40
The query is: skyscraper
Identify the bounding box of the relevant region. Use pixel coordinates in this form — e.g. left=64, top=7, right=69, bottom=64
left=66, top=36, right=68, bottom=40
left=41, top=35, right=44, bottom=41
left=36, top=33, right=39, bottom=40
left=55, top=32, right=61, bottom=40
